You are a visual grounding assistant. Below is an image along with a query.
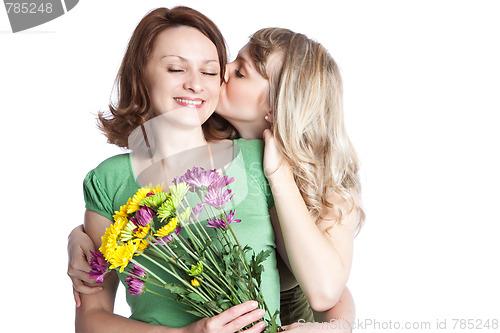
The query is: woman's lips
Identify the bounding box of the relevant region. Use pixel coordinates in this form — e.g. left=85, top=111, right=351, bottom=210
left=174, top=97, right=205, bottom=108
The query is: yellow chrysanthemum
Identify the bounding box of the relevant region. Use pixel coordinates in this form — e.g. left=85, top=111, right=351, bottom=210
left=113, top=203, right=130, bottom=221
left=154, top=217, right=178, bottom=238
left=191, top=278, right=200, bottom=287
left=136, top=239, right=149, bottom=254
left=108, top=241, right=139, bottom=273
left=127, top=188, right=152, bottom=214
left=152, top=183, right=164, bottom=194
left=99, top=218, right=128, bottom=259
left=134, top=224, right=151, bottom=239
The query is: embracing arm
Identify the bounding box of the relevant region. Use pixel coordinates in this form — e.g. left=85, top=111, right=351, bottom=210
left=75, top=210, right=177, bottom=333
left=68, top=224, right=103, bottom=307
left=264, top=130, right=359, bottom=312
left=282, top=287, right=355, bottom=332
left=313, top=287, right=355, bottom=331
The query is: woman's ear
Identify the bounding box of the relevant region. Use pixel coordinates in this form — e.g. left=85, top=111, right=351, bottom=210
left=264, top=112, right=274, bottom=124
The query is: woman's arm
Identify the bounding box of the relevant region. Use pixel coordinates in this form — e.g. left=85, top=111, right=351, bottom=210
left=282, top=287, right=355, bottom=332
left=76, top=210, right=175, bottom=333
left=313, top=287, right=355, bottom=331
left=264, top=130, right=359, bottom=312
left=76, top=210, right=267, bottom=333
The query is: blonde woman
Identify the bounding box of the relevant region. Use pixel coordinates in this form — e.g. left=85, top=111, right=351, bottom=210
left=217, top=27, right=363, bottom=329
left=69, top=25, right=361, bottom=331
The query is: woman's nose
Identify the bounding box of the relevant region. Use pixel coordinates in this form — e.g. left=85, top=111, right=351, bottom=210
left=184, top=72, right=203, bottom=92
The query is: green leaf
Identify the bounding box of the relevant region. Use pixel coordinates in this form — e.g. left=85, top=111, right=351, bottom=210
left=205, top=300, right=222, bottom=313
left=186, top=292, right=205, bottom=303
left=254, top=249, right=272, bottom=265
left=216, top=297, right=232, bottom=311
left=236, top=279, right=250, bottom=294
left=263, top=310, right=281, bottom=333
left=162, top=283, right=188, bottom=295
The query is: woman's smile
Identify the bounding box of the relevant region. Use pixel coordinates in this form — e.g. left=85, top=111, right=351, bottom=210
left=174, top=97, right=205, bottom=108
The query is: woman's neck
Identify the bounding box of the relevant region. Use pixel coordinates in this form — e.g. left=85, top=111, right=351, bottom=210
left=230, top=119, right=267, bottom=140
left=148, top=113, right=208, bottom=159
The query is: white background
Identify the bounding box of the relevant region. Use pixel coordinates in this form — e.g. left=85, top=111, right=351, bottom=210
left=1, top=1, right=499, bottom=331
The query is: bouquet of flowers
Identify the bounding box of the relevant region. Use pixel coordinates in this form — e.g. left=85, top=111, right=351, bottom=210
left=89, top=167, right=280, bottom=332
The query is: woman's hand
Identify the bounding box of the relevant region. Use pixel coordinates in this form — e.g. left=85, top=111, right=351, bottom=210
left=182, top=301, right=267, bottom=333
left=67, top=224, right=103, bottom=307
left=262, top=129, right=290, bottom=179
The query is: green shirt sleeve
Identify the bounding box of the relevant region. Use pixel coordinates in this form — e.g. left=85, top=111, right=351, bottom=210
left=83, top=169, right=114, bottom=220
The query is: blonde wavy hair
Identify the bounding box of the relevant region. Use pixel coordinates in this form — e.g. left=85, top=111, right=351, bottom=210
left=248, top=28, right=365, bottom=232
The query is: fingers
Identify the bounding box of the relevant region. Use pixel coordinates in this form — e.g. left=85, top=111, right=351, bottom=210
left=208, top=301, right=266, bottom=332
left=262, top=129, right=274, bottom=143
left=70, top=255, right=92, bottom=274
left=82, top=244, right=96, bottom=266
left=223, top=308, right=266, bottom=332
left=68, top=224, right=96, bottom=266
left=69, top=271, right=103, bottom=294
left=73, top=288, right=81, bottom=308
left=86, top=249, right=94, bottom=265
left=68, top=262, right=95, bottom=285
left=242, top=320, right=267, bottom=332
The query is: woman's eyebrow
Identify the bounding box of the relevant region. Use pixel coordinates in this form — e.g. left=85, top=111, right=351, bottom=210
left=161, top=55, right=218, bottom=64
left=235, top=54, right=255, bottom=70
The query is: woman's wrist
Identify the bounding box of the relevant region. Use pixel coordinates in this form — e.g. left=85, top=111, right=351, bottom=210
left=266, top=159, right=294, bottom=184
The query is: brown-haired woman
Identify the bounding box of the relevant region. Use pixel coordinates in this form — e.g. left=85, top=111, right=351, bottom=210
left=75, top=7, right=275, bottom=332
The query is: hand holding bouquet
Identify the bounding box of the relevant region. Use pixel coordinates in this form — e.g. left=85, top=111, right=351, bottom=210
left=89, top=167, right=280, bottom=332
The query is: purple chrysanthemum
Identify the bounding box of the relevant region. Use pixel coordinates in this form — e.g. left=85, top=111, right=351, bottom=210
left=224, top=210, right=241, bottom=224
left=125, top=276, right=146, bottom=295
left=174, top=167, right=220, bottom=191
left=206, top=217, right=227, bottom=229
left=204, top=188, right=234, bottom=209
left=89, top=250, right=108, bottom=283
left=209, top=175, right=234, bottom=190
left=135, top=205, right=154, bottom=226
left=125, top=264, right=147, bottom=295
left=206, top=210, right=241, bottom=229
left=129, top=263, right=147, bottom=279
left=192, top=202, right=205, bottom=218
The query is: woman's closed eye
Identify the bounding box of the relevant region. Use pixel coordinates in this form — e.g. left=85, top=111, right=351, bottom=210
left=235, top=69, right=244, bottom=78
left=167, top=68, right=184, bottom=73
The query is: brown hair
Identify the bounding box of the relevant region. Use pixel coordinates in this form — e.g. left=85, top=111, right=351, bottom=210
left=98, top=7, right=234, bottom=148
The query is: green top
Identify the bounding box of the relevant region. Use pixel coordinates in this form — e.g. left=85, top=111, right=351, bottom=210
left=83, top=139, right=280, bottom=328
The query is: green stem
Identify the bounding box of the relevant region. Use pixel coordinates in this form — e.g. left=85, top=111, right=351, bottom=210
left=227, top=223, right=273, bottom=318
left=181, top=197, right=213, bottom=242
left=145, top=288, right=177, bottom=301
left=130, top=258, right=167, bottom=285
left=199, top=272, right=230, bottom=297
left=147, top=237, right=190, bottom=272
left=131, top=255, right=210, bottom=303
